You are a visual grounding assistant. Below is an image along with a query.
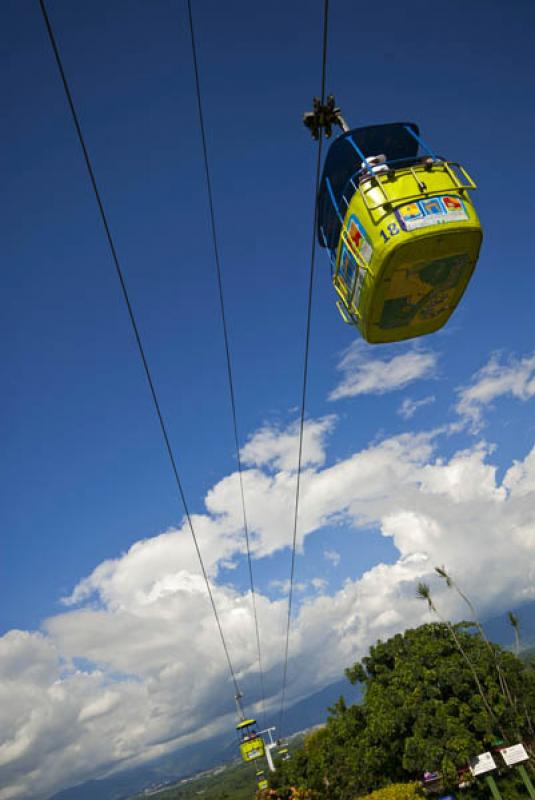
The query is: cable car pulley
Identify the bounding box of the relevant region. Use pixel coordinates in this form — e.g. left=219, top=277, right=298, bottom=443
left=303, top=95, right=349, bottom=139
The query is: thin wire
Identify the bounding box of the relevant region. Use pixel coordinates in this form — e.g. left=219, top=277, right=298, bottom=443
left=185, top=0, right=267, bottom=724
left=38, top=0, right=242, bottom=702
left=278, top=0, right=330, bottom=736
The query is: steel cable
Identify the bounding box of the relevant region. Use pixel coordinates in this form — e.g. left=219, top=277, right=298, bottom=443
left=278, top=0, right=330, bottom=736
left=38, top=0, right=243, bottom=703
left=185, top=0, right=267, bottom=725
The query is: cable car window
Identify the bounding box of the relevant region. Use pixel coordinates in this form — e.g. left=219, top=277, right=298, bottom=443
left=340, top=244, right=356, bottom=288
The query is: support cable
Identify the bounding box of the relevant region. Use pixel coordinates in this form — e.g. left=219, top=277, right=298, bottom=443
left=185, top=0, right=267, bottom=724
left=278, top=0, right=330, bottom=736
left=38, top=0, right=243, bottom=704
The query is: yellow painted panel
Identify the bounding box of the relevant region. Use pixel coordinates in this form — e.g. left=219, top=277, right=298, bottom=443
left=333, top=162, right=483, bottom=343
left=240, top=736, right=265, bottom=762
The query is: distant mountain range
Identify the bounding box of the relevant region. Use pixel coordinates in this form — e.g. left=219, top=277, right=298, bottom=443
left=50, top=599, right=535, bottom=800
left=50, top=678, right=353, bottom=800
left=482, top=601, right=535, bottom=650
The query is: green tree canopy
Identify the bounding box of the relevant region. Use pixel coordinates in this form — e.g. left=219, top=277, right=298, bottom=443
left=274, top=623, right=535, bottom=799
left=358, top=782, right=423, bottom=800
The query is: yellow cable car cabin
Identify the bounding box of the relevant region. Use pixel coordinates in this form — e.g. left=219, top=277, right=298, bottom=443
left=278, top=746, right=290, bottom=762
left=236, top=718, right=265, bottom=763
left=256, top=769, right=269, bottom=791
left=317, top=122, right=482, bottom=343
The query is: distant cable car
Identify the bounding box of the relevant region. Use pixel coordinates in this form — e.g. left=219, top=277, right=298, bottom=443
left=256, top=769, right=269, bottom=791
left=310, top=104, right=482, bottom=343
left=278, top=746, right=291, bottom=762
left=236, top=718, right=265, bottom=763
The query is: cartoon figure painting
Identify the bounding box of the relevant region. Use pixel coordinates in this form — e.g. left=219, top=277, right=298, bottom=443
left=379, top=253, right=470, bottom=330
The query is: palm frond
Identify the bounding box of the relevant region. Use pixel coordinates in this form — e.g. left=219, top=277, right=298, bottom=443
left=434, top=565, right=453, bottom=587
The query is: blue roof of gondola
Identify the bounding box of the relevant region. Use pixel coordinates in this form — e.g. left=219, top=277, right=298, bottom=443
left=317, top=122, right=420, bottom=250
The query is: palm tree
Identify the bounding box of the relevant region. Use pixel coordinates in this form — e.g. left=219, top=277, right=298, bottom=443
left=434, top=566, right=514, bottom=709
left=416, top=582, right=499, bottom=729
left=507, top=611, right=535, bottom=743
left=435, top=566, right=478, bottom=622
left=507, top=611, right=521, bottom=656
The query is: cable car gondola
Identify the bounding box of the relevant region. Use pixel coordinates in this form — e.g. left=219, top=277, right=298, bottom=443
left=236, top=718, right=265, bottom=763
left=278, top=746, right=290, bottom=762
left=312, top=107, right=482, bottom=343
left=256, top=769, right=269, bottom=790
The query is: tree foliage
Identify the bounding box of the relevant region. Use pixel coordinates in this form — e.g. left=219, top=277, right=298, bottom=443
left=358, top=782, right=423, bottom=800
left=272, top=623, right=535, bottom=799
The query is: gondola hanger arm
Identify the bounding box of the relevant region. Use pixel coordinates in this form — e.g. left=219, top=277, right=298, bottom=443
left=303, top=95, right=349, bottom=139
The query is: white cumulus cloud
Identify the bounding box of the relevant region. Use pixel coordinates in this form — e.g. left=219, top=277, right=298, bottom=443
left=456, top=350, right=535, bottom=430
left=329, top=341, right=437, bottom=401
left=323, top=549, right=341, bottom=567
left=398, top=394, right=436, bottom=419
left=240, top=415, right=336, bottom=471
left=1, top=418, right=534, bottom=799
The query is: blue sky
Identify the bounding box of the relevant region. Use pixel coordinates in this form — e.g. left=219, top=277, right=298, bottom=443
left=2, top=0, right=535, bottom=797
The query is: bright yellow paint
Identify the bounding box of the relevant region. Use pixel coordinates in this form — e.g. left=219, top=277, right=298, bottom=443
left=236, top=718, right=256, bottom=730
left=239, top=736, right=265, bottom=762
left=333, top=161, right=482, bottom=343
